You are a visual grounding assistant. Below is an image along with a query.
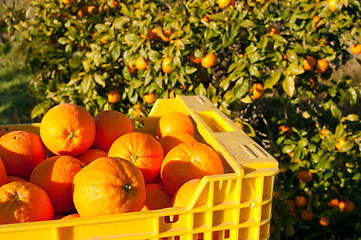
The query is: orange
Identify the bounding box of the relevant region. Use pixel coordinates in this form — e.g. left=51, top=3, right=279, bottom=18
left=40, top=103, right=96, bottom=156
left=160, top=28, right=172, bottom=42
left=144, top=92, right=156, bottom=104
left=62, top=0, right=73, bottom=5
left=201, top=53, right=217, bottom=68
left=157, top=111, right=195, bottom=138
left=0, top=158, right=6, bottom=187
left=235, top=120, right=244, bottom=130
left=61, top=213, right=80, bottom=219
left=162, top=57, right=172, bottom=74
left=77, top=7, right=88, bottom=17
left=88, top=6, right=99, bottom=14
left=297, top=169, right=313, bottom=183
left=73, top=157, right=146, bottom=217
left=76, top=148, right=108, bottom=166
left=0, top=131, right=46, bottom=179
left=189, top=54, right=202, bottom=64
left=159, top=132, right=198, bottom=156
left=169, top=89, right=175, bottom=99
left=351, top=44, right=361, bottom=54
left=327, top=0, right=337, bottom=12
left=315, top=59, right=328, bottom=73
left=320, top=128, right=330, bottom=137
left=108, top=132, right=164, bottom=183
left=278, top=125, right=291, bottom=133
left=303, top=56, right=316, bottom=70
left=267, top=26, right=280, bottom=37
left=107, top=90, right=121, bottom=104
left=319, top=216, right=330, bottom=226
left=7, top=176, right=27, bottom=183
left=110, top=0, right=119, bottom=8
left=313, top=15, right=320, bottom=23
left=295, top=196, right=307, bottom=208
left=251, top=83, right=264, bottom=99
left=100, top=37, right=108, bottom=44
left=161, top=142, right=224, bottom=196
left=300, top=210, right=313, bottom=221
left=339, top=200, right=354, bottom=213
left=135, top=56, right=148, bottom=70
left=201, top=14, right=210, bottom=23
left=141, top=183, right=172, bottom=211
left=29, top=155, right=84, bottom=214
left=0, top=181, right=53, bottom=224
left=218, top=0, right=233, bottom=8
left=327, top=198, right=339, bottom=208
left=335, top=138, right=346, bottom=150
left=92, top=110, right=133, bottom=152
left=172, top=178, right=201, bottom=207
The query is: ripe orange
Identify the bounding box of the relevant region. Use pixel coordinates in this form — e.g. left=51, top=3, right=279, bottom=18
left=92, top=110, right=133, bottom=152
left=87, top=6, right=99, bottom=14
left=335, top=138, right=346, bottom=150
left=107, top=90, right=121, bottom=104
left=320, top=128, right=330, bottom=137
left=0, top=131, right=46, bottom=179
left=327, top=0, right=337, bottom=12
left=144, top=92, right=156, bottom=104
left=235, top=120, right=244, bottom=130
left=77, top=7, right=88, bottom=17
left=251, top=83, right=264, bottom=100
left=29, top=155, right=84, bottom=214
left=327, top=198, right=339, bottom=208
left=108, top=132, right=164, bottom=183
left=351, top=44, right=361, bottom=54
left=303, top=56, right=316, bottom=70
left=73, top=157, right=146, bottom=217
left=161, top=142, right=224, bottom=196
left=0, top=158, right=6, bottom=186
left=7, top=176, right=27, bottom=183
left=189, top=54, right=202, bottom=64
left=141, top=183, right=172, bottom=211
left=40, top=103, right=96, bottom=156
left=201, top=53, right=217, bottom=68
left=313, top=15, right=320, bottom=23
left=110, top=0, right=119, bottom=8
left=135, top=56, right=148, bottom=70
left=295, top=196, right=307, bottom=208
left=157, top=111, right=195, bottom=138
left=62, top=0, right=73, bottom=5
left=278, top=125, right=291, bottom=133
left=297, top=169, right=313, bottom=183
left=218, top=0, right=233, bottom=8
left=159, top=132, right=198, bottom=156
left=0, top=181, right=53, bottom=224
left=160, top=28, right=172, bottom=42
left=267, top=26, right=280, bottom=37
left=339, top=200, right=354, bottom=213
left=319, top=216, right=330, bottom=226
left=172, top=178, right=201, bottom=207
left=61, top=213, right=80, bottom=219
left=169, top=89, right=175, bottom=99
left=300, top=209, right=313, bottom=221
left=162, top=57, right=172, bottom=74
left=76, top=148, right=108, bottom=166
left=315, top=59, right=328, bottom=73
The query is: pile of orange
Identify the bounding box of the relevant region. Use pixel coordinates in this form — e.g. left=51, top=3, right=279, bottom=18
left=0, top=102, right=224, bottom=224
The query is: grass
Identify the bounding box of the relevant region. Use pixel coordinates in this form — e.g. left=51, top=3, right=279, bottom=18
left=0, top=36, right=38, bottom=125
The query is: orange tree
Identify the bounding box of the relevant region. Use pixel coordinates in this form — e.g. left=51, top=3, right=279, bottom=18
left=4, top=0, right=361, bottom=238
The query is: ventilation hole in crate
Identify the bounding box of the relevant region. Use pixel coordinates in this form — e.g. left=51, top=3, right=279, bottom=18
left=174, top=236, right=180, bottom=240
left=197, top=96, right=206, bottom=103
left=250, top=144, right=267, bottom=157
left=198, top=231, right=219, bottom=240
left=224, top=229, right=230, bottom=238
left=241, top=145, right=258, bottom=159
left=134, top=120, right=145, bottom=129
left=164, top=215, right=179, bottom=223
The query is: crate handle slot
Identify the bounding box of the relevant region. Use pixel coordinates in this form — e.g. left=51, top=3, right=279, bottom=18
left=241, top=145, right=258, bottom=159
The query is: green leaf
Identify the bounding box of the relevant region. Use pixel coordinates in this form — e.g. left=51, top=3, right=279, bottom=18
left=286, top=50, right=298, bottom=64
left=31, top=101, right=52, bottom=119
left=111, top=44, right=121, bottom=61
left=330, top=104, right=342, bottom=119
left=58, top=37, right=69, bottom=45
left=282, top=75, right=295, bottom=97
left=273, top=34, right=288, bottom=44
left=264, top=71, right=281, bottom=89
left=113, top=17, right=130, bottom=29
left=345, top=114, right=359, bottom=121
left=148, top=50, right=161, bottom=62
left=185, top=67, right=198, bottom=74
left=124, top=33, right=139, bottom=45
left=249, top=65, right=260, bottom=77
left=288, top=63, right=304, bottom=75
left=335, top=123, right=345, bottom=138
left=195, top=83, right=206, bottom=95
left=94, top=73, right=105, bottom=87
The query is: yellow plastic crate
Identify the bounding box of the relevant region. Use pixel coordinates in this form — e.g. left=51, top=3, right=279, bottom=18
left=0, top=95, right=279, bottom=240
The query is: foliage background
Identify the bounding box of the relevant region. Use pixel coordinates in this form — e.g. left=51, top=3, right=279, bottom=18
left=2, top=0, right=361, bottom=239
